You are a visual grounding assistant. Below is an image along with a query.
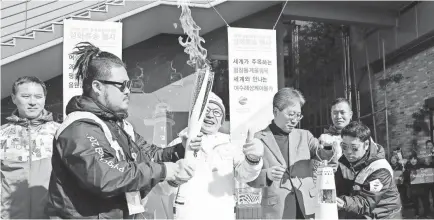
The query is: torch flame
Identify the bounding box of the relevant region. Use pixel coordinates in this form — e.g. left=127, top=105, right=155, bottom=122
left=177, top=0, right=210, bottom=70
left=177, top=0, right=214, bottom=158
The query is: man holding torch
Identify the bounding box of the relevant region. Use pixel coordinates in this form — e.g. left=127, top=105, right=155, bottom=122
left=156, top=92, right=264, bottom=220
left=46, top=43, right=201, bottom=219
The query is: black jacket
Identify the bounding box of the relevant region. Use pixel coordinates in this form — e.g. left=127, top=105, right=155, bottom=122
left=45, top=96, right=185, bottom=219
left=335, top=141, right=402, bottom=219
left=391, top=162, right=405, bottom=185
left=391, top=163, right=404, bottom=171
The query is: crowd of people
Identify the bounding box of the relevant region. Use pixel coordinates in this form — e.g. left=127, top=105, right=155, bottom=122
left=391, top=142, right=434, bottom=219
left=1, top=41, right=421, bottom=219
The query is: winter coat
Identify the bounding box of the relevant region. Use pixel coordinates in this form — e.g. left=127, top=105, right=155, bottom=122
left=391, top=162, right=405, bottom=185
left=0, top=109, right=59, bottom=219
left=45, top=96, right=185, bottom=219
left=247, top=126, right=335, bottom=219
left=335, top=141, right=402, bottom=219
left=156, top=131, right=263, bottom=220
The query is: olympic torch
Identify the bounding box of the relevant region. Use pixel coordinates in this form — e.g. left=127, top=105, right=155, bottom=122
left=173, top=0, right=215, bottom=212
left=173, top=67, right=214, bottom=210
left=176, top=0, right=214, bottom=161
left=184, top=67, right=214, bottom=161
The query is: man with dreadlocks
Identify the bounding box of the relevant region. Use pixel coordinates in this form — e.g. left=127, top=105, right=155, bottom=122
left=45, top=42, right=202, bottom=219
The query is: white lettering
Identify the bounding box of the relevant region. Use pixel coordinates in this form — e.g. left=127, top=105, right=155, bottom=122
left=98, top=156, right=125, bottom=172
left=87, top=134, right=126, bottom=173
left=86, top=135, right=100, bottom=147
left=95, top=147, right=104, bottom=156
left=415, top=173, right=434, bottom=178
left=107, top=161, right=114, bottom=167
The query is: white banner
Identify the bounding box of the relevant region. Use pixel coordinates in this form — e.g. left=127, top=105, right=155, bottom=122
left=63, top=20, right=122, bottom=115
left=227, top=27, right=278, bottom=144
left=228, top=27, right=278, bottom=205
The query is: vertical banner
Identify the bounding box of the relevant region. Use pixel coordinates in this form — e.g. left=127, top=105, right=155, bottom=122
left=228, top=27, right=278, bottom=208
left=63, top=20, right=122, bottom=115
left=227, top=27, right=277, bottom=145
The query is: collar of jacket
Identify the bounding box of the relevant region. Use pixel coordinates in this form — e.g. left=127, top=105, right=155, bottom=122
left=339, top=139, right=386, bottom=172
left=269, top=120, right=289, bottom=136
left=6, top=109, right=54, bottom=127
left=324, top=125, right=341, bottom=136
left=66, top=95, right=128, bottom=122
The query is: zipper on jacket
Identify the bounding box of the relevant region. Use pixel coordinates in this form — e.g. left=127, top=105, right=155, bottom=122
left=27, top=126, right=33, bottom=218
left=350, top=164, right=356, bottom=173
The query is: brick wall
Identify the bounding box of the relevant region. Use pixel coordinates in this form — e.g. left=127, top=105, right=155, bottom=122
left=373, top=46, right=434, bottom=158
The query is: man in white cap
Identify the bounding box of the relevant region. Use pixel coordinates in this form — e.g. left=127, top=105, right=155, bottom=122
left=156, top=92, right=264, bottom=220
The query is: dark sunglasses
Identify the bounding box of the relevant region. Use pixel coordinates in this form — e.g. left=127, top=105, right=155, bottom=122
left=96, top=80, right=132, bottom=92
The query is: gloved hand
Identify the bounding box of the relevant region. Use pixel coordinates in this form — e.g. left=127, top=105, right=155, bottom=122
left=175, top=159, right=195, bottom=183
left=167, top=159, right=195, bottom=187
left=242, top=129, right=264, bottom=163
left=180, top=131, right=203, bottom=152
left=319, top=133, right=336, bottom=148
left=337, top=197, right=345, bottom=209
left=163, top=162, right=180, bottom=182
left=266, top=165, right=286, bottom=182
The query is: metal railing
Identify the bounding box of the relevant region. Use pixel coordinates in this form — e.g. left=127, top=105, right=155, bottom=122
left=1, top=0, right=107, bottom=41
left=1, top=0, right=218, bottom=43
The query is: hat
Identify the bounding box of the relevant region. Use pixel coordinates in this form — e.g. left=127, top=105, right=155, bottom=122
left=208, top=92, right=226, bottom=123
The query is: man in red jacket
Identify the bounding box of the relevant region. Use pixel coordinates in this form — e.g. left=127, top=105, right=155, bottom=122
left=335, top=121, right=402, bottom=219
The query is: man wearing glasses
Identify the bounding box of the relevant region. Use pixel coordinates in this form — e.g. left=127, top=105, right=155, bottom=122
left=155, top=92, right=264, bottom=220
left=334, top=121, right=402, bottom=219
left=247, top=87, right=336, bottom=219
left=46, top=43, right=201, bottom=219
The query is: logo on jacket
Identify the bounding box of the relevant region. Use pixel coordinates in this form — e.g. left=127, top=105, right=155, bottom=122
left=369, top=179, right=383, bottom=192
left=353, top=185, right=361, bottom=191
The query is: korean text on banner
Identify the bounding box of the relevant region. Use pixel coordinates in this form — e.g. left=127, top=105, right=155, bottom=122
left=227, top=27, right=277, bottom=144
left=63, top=20, right=122, bottom=116
left=228, top=27, right=278, bottom=206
